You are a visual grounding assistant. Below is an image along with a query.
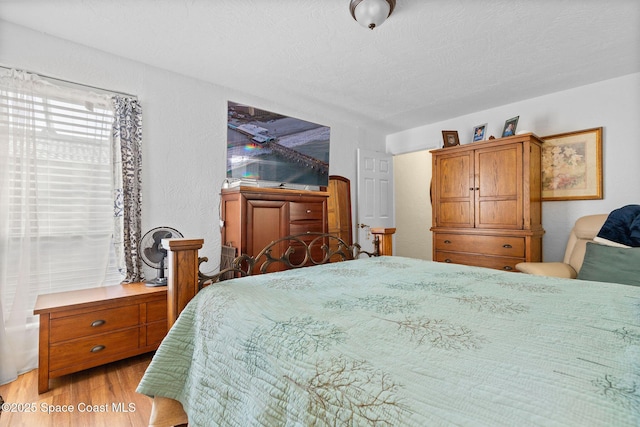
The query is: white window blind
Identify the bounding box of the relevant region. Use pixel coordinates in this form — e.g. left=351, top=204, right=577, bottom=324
left=0, top=77, right=125, bottom=327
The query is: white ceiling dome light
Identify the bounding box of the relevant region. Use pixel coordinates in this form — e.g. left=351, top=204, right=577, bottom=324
left=349, top=0, right=396, bottom=30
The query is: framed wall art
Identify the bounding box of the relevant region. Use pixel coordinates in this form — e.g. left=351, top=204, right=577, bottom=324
left=541, top=127, right=603, bottom=201
left=472, top=123, right=487, bottom=142
left=442, top=130, right=460, bottom=148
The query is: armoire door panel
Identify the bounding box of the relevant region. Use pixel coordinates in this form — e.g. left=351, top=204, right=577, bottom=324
left=475, top=145, right=523, bottom=228
left=476, top=148, right=519, bottom=198
left=476, top=146, right=522, bottom=197
left=438, top=201, right=474, bottom=227
left=438, top=154, right=473, bottom=199
left=477, top=200, right=521, bottom=228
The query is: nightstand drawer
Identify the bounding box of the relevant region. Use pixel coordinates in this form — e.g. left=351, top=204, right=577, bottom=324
left=146, top=320, right=168, bottom=347
left=146, top=299, right=168, bottom=323
left=50, top=304, right=139, bottom=343
left=290, top=202, right=324, bottom=221
left=49, top=328, right=139, bottom=372
left=434, top=233, right=525, bottom=257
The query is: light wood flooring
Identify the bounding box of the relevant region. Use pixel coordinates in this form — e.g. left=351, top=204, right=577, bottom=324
left=0, top=353, right=155, bottom=427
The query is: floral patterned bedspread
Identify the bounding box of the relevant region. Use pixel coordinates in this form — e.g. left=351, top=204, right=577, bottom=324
left=137, top=256, right=640, bottom=426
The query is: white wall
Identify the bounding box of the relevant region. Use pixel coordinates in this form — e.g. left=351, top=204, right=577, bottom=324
left=393, top=150, right=432, bottom=259
left=0, top=21, right=385, bottom=271
left=387, top=73, right=640, bottom=261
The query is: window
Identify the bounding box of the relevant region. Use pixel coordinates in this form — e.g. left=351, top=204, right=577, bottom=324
left=0, top=70, right=132, bottom=381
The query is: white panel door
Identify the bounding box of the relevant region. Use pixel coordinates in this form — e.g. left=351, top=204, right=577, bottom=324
left=356, top=148, right=394, bottom=253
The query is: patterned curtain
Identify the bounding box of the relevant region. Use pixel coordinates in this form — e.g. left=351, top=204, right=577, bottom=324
left=112, top=96, right=143, bottom=283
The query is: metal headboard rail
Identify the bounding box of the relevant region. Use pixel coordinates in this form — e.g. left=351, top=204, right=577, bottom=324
left=197, top=232, right=379, bottom=288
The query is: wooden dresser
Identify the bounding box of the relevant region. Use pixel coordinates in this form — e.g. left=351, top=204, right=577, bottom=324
left=34, top=283, right=167, bottom=393
left=221, top=186, right=328, bottom=271
left=430, top=133, right=544, bottom=271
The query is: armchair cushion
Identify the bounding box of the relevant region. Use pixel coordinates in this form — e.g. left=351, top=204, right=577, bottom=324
left=577, top=242, right=640, bottom=286
left=515, top=262, right=577, bottom=279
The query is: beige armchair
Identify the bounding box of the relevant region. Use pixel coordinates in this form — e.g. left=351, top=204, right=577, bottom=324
left=516, top=214, right=608, bottom=278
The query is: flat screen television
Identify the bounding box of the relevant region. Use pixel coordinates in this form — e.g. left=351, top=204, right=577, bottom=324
left=227, top=101, right=330, bottom=188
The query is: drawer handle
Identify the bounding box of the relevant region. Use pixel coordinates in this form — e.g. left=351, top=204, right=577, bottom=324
left=306, top=209, right=312, bottom=213
left=91, top=319, right=106, bottom=327
left=444, top=240, right=452, bottom=244
left=444, top=259, right=452, bottom=263
left=503, top=266, right=513, bottom=271
left=90, top=345, right=106, bottom=353
left=502, top=244, right=512, bottom=249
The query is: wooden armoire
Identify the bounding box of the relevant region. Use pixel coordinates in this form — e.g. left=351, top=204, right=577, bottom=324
left=430, top=133, right=544, bottom=271
left=327, top=175, right=353, bottom=247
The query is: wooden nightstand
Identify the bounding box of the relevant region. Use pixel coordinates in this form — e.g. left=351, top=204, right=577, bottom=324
left=33, top=282, right=167, bottom=393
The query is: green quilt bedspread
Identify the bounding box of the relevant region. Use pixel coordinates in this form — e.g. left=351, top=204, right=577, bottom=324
left=137, top=256, right=640, bottom=426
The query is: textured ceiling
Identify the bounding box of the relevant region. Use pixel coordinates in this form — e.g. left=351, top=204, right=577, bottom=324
left=1, top=0, right=639, bottom=134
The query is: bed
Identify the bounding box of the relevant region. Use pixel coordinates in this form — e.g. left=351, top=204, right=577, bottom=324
left=137, top=234, right=640, bottom=427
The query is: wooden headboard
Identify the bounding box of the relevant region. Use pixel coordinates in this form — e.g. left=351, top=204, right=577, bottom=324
left=162, top=229, right=395, bottom=328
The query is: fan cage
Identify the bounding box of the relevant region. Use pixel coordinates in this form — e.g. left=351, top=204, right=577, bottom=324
left=139, top=226, right=184, bottom=269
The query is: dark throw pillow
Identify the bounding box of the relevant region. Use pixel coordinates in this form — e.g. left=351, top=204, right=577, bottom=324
left=577, top=242, right=640, bottom=286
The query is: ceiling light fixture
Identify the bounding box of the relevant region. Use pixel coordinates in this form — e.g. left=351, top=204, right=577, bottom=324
left=349, top=0, right=396, bottom=30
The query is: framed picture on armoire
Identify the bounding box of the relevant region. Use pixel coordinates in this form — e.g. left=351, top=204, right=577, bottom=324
left=442, top=130, right=460, bottom=148
left=472, top=123, right=487, bottom=142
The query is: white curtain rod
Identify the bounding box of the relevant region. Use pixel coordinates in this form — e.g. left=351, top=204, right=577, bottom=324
left=0, top=64, right=138, bottom=99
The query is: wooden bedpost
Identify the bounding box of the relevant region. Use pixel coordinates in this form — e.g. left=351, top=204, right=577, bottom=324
left=370, top=228, right=396, bottom=256
left=163, top=238, right=204, bottom=329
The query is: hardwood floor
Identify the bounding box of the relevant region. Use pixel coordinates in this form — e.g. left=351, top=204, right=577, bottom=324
left=0, top=353, right=155, bottom=427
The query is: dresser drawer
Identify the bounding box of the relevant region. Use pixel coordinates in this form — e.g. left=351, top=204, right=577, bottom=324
left=50, top=304, right=139, bottom=343
left=434, top=233, right=525, bottom=257
left=289, top=202, right=324, bottom=221
left=284, top=225, right=326, bottom=265
left=49, top=328, right=139, bottom=372
left=289, top=222, right=324, bottom=235
left=435, top=251, right=521, bottom=272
